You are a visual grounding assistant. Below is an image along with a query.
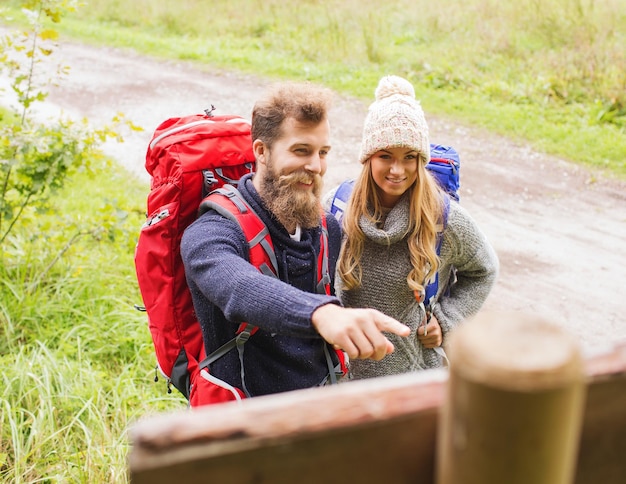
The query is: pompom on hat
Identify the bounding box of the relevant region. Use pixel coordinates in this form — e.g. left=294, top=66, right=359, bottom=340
left=358, top=75, right=430, bottom=164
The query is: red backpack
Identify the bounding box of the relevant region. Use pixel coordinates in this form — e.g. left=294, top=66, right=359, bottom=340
left=134, top=108, right=345, bottom=407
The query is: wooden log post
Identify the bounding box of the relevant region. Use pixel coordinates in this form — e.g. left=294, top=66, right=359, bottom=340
left=436, top=312, right=586, bottom=484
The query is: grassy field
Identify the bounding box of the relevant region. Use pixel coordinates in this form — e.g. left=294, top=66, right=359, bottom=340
left=0, top=0, right=625, bottom=482
left=5, top=0, right=626, bottom=178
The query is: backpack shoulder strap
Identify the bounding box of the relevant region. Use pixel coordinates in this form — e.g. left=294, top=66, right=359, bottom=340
left=318, top=212, right=348, bottom=378
left=329, top=179, right=356, bottom=221
left=317, top=213, right=331, bottom=295
left=199, top=184, right=279, bottom=277
left=196, top=184, right=278, bottom=396
left=424, top=193, right=451, bottom=307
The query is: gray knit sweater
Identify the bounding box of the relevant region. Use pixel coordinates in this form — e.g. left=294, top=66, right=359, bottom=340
left=336, top=192, right=499, bottom=379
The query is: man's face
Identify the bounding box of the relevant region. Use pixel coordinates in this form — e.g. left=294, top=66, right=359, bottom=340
left=263, top=117, right=330, bottom=178
left=256, top=117, right=331, bottom=231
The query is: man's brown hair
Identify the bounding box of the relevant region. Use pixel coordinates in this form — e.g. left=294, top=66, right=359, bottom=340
left=251, top=81, right=333, bottom=148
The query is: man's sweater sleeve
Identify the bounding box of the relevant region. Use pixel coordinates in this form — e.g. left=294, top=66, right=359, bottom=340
left=180, top=211, right=340, bottom=338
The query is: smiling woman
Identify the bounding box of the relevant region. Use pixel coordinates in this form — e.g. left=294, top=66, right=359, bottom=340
left=335, top=75, right=499, bottom=381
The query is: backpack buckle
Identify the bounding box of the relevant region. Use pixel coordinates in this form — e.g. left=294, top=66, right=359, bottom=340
left=202, top=170, right=217, bottom=194
left=236, top=329, right=252, bottom=345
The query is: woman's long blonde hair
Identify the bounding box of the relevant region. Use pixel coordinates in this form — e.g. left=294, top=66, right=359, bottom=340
left=338, top=158, right=445, bottom=293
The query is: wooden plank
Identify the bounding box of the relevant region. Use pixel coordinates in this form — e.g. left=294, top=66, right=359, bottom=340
left=129, top=369, right=446, bottom=484
left=128, top=343, right=626, bottom=484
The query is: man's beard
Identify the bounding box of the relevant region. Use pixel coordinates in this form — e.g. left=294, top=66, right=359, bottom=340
left=259, top=163, right=323, bottom=230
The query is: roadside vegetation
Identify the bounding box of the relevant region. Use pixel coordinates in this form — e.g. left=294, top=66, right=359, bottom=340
left=0, top=0, right=624, bottom=482
left=4, top=0, right=626, bottom=177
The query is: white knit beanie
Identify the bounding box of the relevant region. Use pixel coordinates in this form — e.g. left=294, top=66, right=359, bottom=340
left=358, top=75, right=430, bottom=164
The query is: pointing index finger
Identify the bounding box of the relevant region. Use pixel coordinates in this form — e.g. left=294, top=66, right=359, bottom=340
left=377, top=314, right=410, bottom=337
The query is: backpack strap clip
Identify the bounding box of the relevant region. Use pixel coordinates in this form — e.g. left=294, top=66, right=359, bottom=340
left=202, top=169, right=217, bottom=194
left=316, top=273, right=331, bottom=295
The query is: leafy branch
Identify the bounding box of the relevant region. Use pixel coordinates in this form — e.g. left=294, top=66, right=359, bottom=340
left=0, top=0, right=139, bottom=283
left=1, top=2, right=131, bottom=236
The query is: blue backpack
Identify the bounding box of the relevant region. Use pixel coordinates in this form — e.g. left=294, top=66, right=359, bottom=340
left=328, top=143, right=460, bottom=308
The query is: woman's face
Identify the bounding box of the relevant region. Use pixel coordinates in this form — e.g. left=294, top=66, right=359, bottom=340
left=369, top=147, right=419, bottom=207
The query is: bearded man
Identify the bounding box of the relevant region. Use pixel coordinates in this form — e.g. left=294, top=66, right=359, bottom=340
left=181, top=81, right=409, bottom=401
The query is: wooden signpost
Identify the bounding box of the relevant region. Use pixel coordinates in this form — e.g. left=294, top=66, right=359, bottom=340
left=437, top=312, right=586, bottom=484
left=128, top=312, right=626, bottom=484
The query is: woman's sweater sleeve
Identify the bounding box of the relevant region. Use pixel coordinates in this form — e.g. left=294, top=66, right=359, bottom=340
left=433, top=201, right=499, bottom=338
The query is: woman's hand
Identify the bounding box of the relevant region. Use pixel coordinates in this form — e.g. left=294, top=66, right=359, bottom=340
left=417, top=315, right=443, bottom=348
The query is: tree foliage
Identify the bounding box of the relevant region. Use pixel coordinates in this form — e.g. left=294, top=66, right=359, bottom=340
left=0, top=0, right=132, bottom=257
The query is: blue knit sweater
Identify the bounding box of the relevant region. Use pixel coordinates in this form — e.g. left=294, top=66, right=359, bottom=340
left=180, top=174, right=342, bottom=397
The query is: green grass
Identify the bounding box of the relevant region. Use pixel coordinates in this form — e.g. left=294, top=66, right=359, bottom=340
left=3, top=0, right=624, bottom=178
left=0, top=157, right=186, bottom=483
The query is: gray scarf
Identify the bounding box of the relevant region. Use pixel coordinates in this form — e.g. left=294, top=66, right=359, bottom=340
left=360, top=192, right=411, bottom=245
left=341, top=192, right=443, bottom=379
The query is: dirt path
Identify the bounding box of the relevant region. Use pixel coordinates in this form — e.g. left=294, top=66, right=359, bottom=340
left=2, top=40, right=624, bottom=355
